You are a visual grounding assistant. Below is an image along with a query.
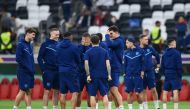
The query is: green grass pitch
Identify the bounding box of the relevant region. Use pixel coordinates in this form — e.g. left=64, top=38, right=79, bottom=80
left=0, top=100, right=189, bottom=109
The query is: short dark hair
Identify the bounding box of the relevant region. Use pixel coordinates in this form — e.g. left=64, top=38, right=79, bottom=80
left=63, top=32, right=72, bottom=38
left=155, top=21, right=161, bottom=25
left=49, top=25, right=59, bottom=32
left=167, top=37, right=176, bottom=45
left=26, top=28, right=37, bottom=34
left=139, top=34, right=147, bottom=39
left=96, top=33, right=103, bottom=41
left=91, top=35, right=100, bottom=45
left=82, top=32, right=90, bottom=37
left=108, top=25, right=119, bottom=32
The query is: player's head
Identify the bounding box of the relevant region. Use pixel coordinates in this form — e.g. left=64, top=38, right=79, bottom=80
left=91, top=35, right=100, bottom=45
left=108, top=25, right=119, bottom=39
left=155, top=21, right=161, bottom=27
left=139, top=34, right=149, bottom=46
left=81, top=32, right=91, bottom=46
left=167, top=37, right=176, bottom=48
left=63, top=32, right=73, bottom=40
left=96, top=33, right=103, bottom=41
left=25, top=28, right=37, bottom=42
left=143, top=29, right=149, bottom=36
left=49, top=25, right=60, bottom=41
left=126, top=37, right=135, bottom=49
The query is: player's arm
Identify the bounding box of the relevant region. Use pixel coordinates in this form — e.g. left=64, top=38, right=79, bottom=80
left=16, top=43, right=32, bottom=72
left=151, top=47, right=161, bottom=69
left=140, top=50, right=145, bottom=79
left=106, top=60, right=112, bottom=81
left=85, top=60, right=91, bottom=82
left=84, top=52, right=91, bottom=82
left=37, top=43, right=46, bottom=73
left=105, top=34, right=121, bottom=48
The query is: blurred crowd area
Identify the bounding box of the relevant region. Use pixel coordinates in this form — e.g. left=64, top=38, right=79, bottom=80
left=1, top=0, right=190, bottom=54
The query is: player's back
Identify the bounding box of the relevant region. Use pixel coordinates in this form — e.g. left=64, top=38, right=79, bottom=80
left=162, top=48, right=182, bottom=80
left=56, top=39, right=80, bottom=75
left=85, top=46, right=109, bottom=78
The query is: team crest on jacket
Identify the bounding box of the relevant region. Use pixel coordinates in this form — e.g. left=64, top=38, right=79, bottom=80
left=136, top=52, right=139, bottom=55
left=147, top=49, right=150, bottom=52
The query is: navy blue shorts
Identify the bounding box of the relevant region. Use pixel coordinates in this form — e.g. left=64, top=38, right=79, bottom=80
left=125, top=76, right=143, bottom=93
left=109, top=72, right=120, bottom=88
left=42, top=70, right=59, bottom=90
left=17, top=70, right=34, bottom=91
left=88, top=78, right=109, bottom=96
left=143, top=71, right=156, bottom=89
left=163, top=79, right=181, bottom=91
left=79, top=73, right=88, bottom=92
left=59, top=73, right=80, bottom=94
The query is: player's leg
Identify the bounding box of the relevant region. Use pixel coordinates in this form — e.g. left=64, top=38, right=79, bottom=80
left=142, top=74, right=148, bottom=109
left=71, top=92, right=79, bottom=109
left=52, top=72, right=60, bottom=109
left=42, top=71, right=52, bottom=109
left=125, top=76, right=134, bottom=109
left=99, top=79, right=109, bottom=109
left=76, top=74, right=85, bottom=108
left=136, top=92, right=143, bottom=109
left=151, top=87, right=160, bottom=109
left=109, top=73, right=123, bottom=109
left=102, top=95, right=109, bottom=109
left=43, top=89, right=50, bottom=109
left=135, top=77, right=144, bottom=109
left=127, top=92, right=133, bottom=109
left=173, top=90, right=179, bottom=109
left=25, top=89, right=32, bottom=109
left=52, top=89, right=59, bottom=109
left=60, top=94, right=66, bottom=109
left=162, top=80, right=170, bottom=109
left=172, top=79, right=181, bottom=109
left=90, top=96, right=96, bottom=109
left=13, top=90, right=25, bottom=109
left=162, top=90, right=168, bottom=109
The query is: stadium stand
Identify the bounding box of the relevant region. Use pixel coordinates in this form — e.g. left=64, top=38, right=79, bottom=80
left=31, top=78, right=43, bottom=99
left=0, top=78, right=10, bottom=99
left=10, top=78, right=19, bottom=100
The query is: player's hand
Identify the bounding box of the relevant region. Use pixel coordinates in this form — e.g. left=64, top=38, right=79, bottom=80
left=87, top=76, right=91, bottom=83
left=141, top=71, right=144, bottom=79
left=108, top=75, right=112, bottom=81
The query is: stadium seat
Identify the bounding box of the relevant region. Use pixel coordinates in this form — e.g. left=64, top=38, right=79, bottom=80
left=187, top=84, right=190, bottom=101
left=99, top=26, right=109, bottom=35
left=131, top=13, right=142, bottom=19
left=118, top=4, right=130, bottom=14
left=66, top=92, right=72, bottom=100
left=129, top=4, right=141, bottom=15
left=161, top=31, right=168, bottom=40
left=119, top=13, right=130, bottom=22
left=150, top=0, right=161, bottom=8
left=111, top=11, right=121, bottom=20
left=184, top=0, right=190, bottom=3
left=181, top=79, right=189, bottom=85
left=185, top=3, right=190, bottom=14
left=16, top=0, right=27, bottom=9
left=161, top=0, right=172, bottom=7
left=28, top=19, right=40, bottom=27
left=108, top=5, right=118, bottom=12
left=146, top=88, right=153, bottom=101
left=163, top=5, right=173, bottom=11
left=38, top=0, right=49, bottom=6
left=81, top=86, right=88, bottom=100
left=179, top=85, right=189, bottom=101
left=39, top=12, right=50, bottom=21
left=142, top=18, right=153, bottom=30
left=32, top=78, right=43, bottom=100
left=16, top=6, right=28, bottom=19
left=0, top=78, right=10, bottom=100
left=88, top=26, right=100, bottom=34
left=27, top=0, right=38, bottom=6
left=173, top=3, right=185, bottom=13
left=152, top=5, right=162, bottom=11
left=152, top=11, right=164, bottom=19
left=39, top=5, right=50, bottom=13
left=164, top=11, right=175, bottom=20
left=173, top=0, right=184, bottom=4
left=10, top=78, right=19, bottom=100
